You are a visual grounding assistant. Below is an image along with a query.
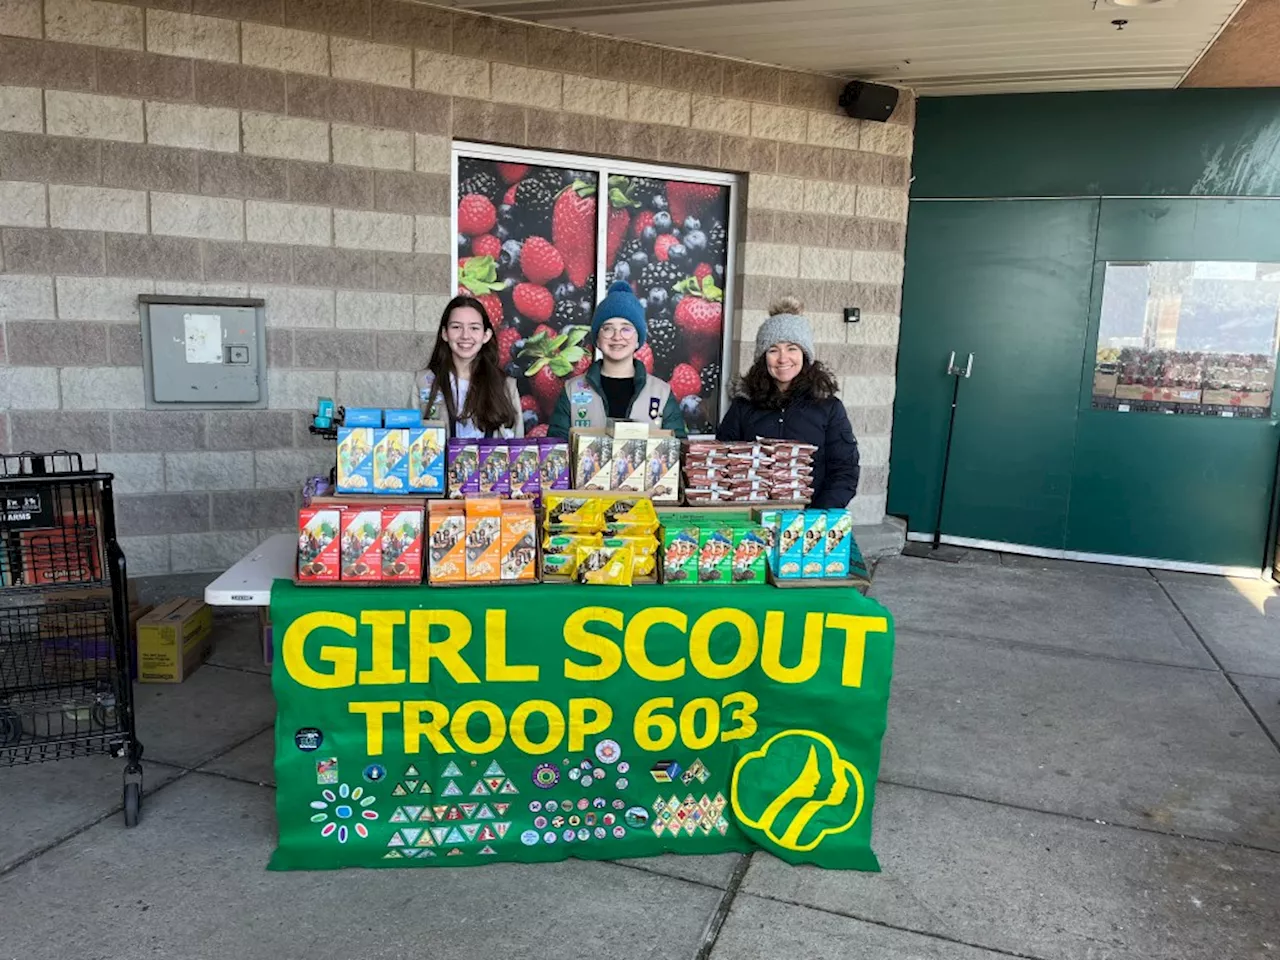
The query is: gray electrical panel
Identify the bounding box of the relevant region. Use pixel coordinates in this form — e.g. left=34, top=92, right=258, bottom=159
left=139, top=296, right=268, bottom=410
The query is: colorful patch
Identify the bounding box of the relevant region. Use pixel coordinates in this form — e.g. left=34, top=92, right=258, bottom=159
left=316, top=758, right=339, bottom=784
left=294, top=728, right=323, bottom=752
left=594, top=739, right=621, bottom=764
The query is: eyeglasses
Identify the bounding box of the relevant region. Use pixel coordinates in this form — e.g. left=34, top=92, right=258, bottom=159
left=600, top=325, right=637, bottom=340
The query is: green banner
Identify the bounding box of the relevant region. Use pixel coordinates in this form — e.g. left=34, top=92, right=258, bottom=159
left=269, top=580, right=894, bottom=871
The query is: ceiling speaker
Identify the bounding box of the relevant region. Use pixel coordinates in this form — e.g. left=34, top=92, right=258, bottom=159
left=839, top=81, right=899, bottom=123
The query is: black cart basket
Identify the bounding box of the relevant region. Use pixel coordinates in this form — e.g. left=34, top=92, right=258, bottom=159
left=0, top=452, right=144, bottom=826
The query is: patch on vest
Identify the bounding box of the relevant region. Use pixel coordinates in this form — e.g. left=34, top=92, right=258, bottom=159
left=648, top=396, right=661, bottom=419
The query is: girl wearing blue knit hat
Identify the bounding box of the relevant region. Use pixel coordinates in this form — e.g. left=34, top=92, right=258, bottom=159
left=717, top=297, right=860, bottom=508
left=548, top=281, right=687, bottom=438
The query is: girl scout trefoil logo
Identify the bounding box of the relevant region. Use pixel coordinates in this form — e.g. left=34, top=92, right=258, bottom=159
left=730, top=730, right=864, bottom=853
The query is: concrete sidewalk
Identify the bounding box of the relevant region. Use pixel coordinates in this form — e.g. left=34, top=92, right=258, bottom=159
left=1, top=554, right=1278, bottom=960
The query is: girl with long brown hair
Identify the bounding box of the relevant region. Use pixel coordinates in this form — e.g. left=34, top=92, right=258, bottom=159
left=414, top=296, right=522, bottom=438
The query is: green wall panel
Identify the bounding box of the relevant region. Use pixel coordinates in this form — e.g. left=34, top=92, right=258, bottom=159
left=889, top=199, right=1099, bottom=549
left=912, top=89, right=1280, bottom=200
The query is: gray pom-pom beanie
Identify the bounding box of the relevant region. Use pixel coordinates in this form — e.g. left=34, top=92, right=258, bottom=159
left=754, top=297, right=815, bottom=363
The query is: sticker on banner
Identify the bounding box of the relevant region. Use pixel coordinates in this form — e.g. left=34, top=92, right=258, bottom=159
left=595, top=740, right=621, bottom=765
left=294, top=728, right=323, bottom=752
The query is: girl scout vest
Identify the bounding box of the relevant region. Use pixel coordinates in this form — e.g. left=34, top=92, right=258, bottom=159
left=565, top=374, right=672, bottom=430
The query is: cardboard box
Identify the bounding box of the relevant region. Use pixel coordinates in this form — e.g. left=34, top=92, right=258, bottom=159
left=663, top=524, right=700, bottom=584
left=509, top=441, right=541, bottom=501
left=478, top=440, right=510, bottom=496
left=37, top=587, right=151, bottom=676
left=136, top=598, right=213, bottom=683
left=500, top=502, right=537, bottom=581
left=19, top=525, right=102, bottom=586
left=297, top=507, right=341, bottom=581
left=381, top=506, right=424, bottom=582
left=384, top=408, right=422, bottom=428
left=573, top=432, right=614, bottom=490
left=447, top=440, right=480, bottom=498
left=608, top=419, right=652, bottom=439
left=336, top=427, right=375, bottom=493
left=427, top=502, right=466, bottom=583
left=1092, top=371, right=1118, bottom=397
left=730, top=528, right=769, bottom=584
left=612, top=438, right=649, bottom=491
left=344, top=407, right=383, bottom=426
left=340, top=507, right=382, bottom=580
left=537, top=439, right=571, bottom=497
left=408, top=422, right=447, bottom=494
left=801, top=512, right=829, bottom=577
left=647, top=437, right=681, bottom=502
left=823, top=509, right=853, bottom=578
left=773, top=510, right=806, bottom=579
left=465, top=498, right=503, bottom=581
left=373, top=428, right=410, bottom=493
left=696, top=525, right=734, bottom=584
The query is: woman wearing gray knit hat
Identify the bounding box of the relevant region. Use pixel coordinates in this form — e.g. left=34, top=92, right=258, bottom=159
left=717, top=297, right=860, bottom=507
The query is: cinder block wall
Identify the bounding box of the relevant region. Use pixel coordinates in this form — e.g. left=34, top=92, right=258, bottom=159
left=0, top=0, right=913, bottom=574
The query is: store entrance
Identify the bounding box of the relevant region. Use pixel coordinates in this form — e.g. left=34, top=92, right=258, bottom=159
left=890, top=198, right=1100, bottom=555
left=890, top=197, right=1280, bottom=575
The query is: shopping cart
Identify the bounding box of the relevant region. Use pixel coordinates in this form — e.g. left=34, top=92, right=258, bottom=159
left=0, top=452, right=144, bottom=826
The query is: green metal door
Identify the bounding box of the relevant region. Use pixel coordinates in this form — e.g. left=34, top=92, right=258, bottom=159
left=889, top=199, right=1100, bottom=549
left=1066, top=198, right=1280, bottom=570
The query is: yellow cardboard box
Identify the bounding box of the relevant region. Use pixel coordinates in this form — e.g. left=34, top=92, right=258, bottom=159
left=136, top=598, right=213, bottom=683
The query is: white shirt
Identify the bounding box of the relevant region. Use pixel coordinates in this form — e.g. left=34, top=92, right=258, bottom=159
left=413, top=369, right=524, bottom=439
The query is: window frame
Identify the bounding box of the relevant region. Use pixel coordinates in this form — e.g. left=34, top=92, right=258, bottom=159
left=451, top=141, right=741, bottom=416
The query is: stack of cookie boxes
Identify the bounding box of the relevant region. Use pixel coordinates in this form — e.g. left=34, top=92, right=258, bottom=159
left=296, top=408, right=446, bottom=585
left=426, top=498, right=538, bottom=586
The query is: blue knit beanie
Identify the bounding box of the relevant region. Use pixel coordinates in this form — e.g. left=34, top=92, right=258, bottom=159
left=591, top=280, right=648, bottom=347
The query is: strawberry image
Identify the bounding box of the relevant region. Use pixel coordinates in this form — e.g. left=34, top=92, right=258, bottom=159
left=503, top=183, right=519, bottom=205
left=607, top=176, right=639, bottom=267
left=636, top=343, right=654, bottom=374
left=694, top=262, right=713, bottom=281
left=514, top=283, right=554, bottom=324
left=655, top=234, right=680, bottom=262
left=518, top=325, right=591, bottom=416
left=667, top=182, right=720, bottom=225
left=674, top=275, right=724, bottom=344
left=530, top=365, right=562, bottom=416
left=632, top=210, right=655, bottom=239
left=457, top=256, right=505, bottom=327
left=553, top=179, right=597, bottom=288
left=473, top=234, right=501, bottom=259
left=669, top=363, right=703, bottom=401
left=520, top=237, right=564, bottom=285
left=521, top=394, right=538, bottom=414
left=458, top=194, right=496, bottom=236
left=496, top=162, right=529, bottom=184
left=497, top=327, right=521, bottom=367
left=527, top=423, right=550, bottom=437
left=477, top=293, right=503, bottom=328
left=608, top=208, right=631, bottom=267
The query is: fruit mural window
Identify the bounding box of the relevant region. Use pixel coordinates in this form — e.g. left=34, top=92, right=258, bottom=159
left=453, top=145, right=737, bottom=437
left=1091, top=261, right=1280, bottom=419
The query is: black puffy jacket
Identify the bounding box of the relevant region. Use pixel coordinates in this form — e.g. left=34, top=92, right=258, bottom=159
left=716, top=394, right=861, bottom=508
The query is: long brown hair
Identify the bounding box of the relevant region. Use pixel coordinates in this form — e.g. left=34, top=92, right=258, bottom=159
left=735, top=354, right=839, bottom=410
left=426, top=295, right=517, bottom=434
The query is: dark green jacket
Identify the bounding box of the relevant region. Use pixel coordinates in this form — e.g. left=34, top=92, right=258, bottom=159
left=548, top=359, right=687, bottom=439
